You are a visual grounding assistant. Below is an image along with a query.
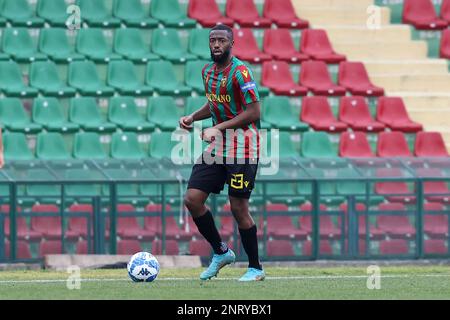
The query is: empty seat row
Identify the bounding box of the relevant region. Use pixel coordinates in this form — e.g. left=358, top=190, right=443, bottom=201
left=401, top=0, right=450, bottom=30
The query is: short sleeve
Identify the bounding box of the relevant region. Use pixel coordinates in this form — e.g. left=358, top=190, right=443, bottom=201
left=234, top=65, right=260, bottom=105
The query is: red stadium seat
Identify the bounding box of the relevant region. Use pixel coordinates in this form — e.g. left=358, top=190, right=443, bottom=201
left=339, top=203, right=385, bottom=240
left=339, top=97, right=385, bottom=132
left=184, top=214, right=202, bottom=238
left=4, top=216, right=42, bottom=241
left=39, top=240, right=62, bottom=256
left=262, top=0, right=309, bottom=29
left=233, top=28, right=272, bottom=64
left=75, top=240, right=89, bottom=254
left=189, top=239, right=211, bottom=256
left=226, top=0, right=271, bottom=28
left=403, top=0, right=448, bottom=30
left=416, top=169, right=450, bottom=204
left=65, top=204, right=93, bottom=240
left=261, top=61, right=307, bottom=96
left=266, top=204, right=308, bottom=240
left=442, top=0, right=450, bottom=23
left=117, top=204, right=155, bottom=240
left=377, top=203, right=416, bottom=239
left=144, top=204, right=192, bottom=240
left=151, top=239, right=179, bottom=255
left=301, top=96, right=348, bottom=132
left=379, top=239, right=409, bottom=254
left=267, top=240, right=295, bottom=256
left=263, top=29, right=309, bottom=63
left=440, top=29, right=450, bottom=59
left=424, top=239, right=448, bottom=254
left=4, top=240, right=33, bottom=259
left=300, top=61, right=346, bottom=96
left=30, top=205, right=61, bottom=240
left=299, top=203, right=341, bottom=239
left=117, top=239, right=141, bottom=255
left=188, top=0, right=234, bottom=27
left=414, top=132, right=449, bottom=157
left=300, top=29, right=346, bottom=63
left=377, top=131, right=412, bottom=157
left=302, top=240, right=333, bottom=255
left=375, top=168, right=416, bottom=204
left=339, top=131, right=375, bottom=157
left=338, top=62, right=384, bottom=97
left=376, top=97, right=423, bottom=133
left=424, top=202, right=449, bottom=238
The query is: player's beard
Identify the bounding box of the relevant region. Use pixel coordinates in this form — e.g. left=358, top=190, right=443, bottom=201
left=211, top=47, right=231, bottom=64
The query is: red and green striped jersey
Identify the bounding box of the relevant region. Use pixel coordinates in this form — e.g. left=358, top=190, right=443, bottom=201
left=202, top=56, right=260, bottom=159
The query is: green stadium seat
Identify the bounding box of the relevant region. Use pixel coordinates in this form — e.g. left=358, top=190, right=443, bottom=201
left=265, top=170, right=305, bottom=206
left=76, top=0, right=121, bottom=28
left=29, top=61, right=76, bottom=97
left=36, top=132, right=71, bottom=160
left=301, top=132, right=337, bottom=158
left=0, top=52, right=9, bottom=60
left=1, top=28, right=47, bottom=62
left=188, top=28, right=211, bottom=60
left=38, top=28, right=84, bottom=63
left=25, top=169, right=61, bottom=204
left=147, top=96, right=181, bottom=131
left=72, top=132, right=107, bottom=159
left=263, top=131, right=299, bottom=160
left=76, top=28, right=122, bottom=63
left=113, top=0, right=158, bottom=28
left=297, top=169, right=343, bottom=205
left=185, top=96, right=212, bottom=129
left=32, top=97, right=80, bottom=133
left=150, top=0, right=196, bottom=28
left=3, top=132, right=34, bottom=161
left=69, top=97, right=117, bottom=133
left=110, top=132, right=146, bottom=159
left=151, top=28, right=196, bottom=63
left=185, top=60, right=208, bottom=93
left=146, top=60, right=191, bottom=96
left=101, top=168, right=146, bottom=206
left=262, top=97, right=309, bottom=132
left=107, top=60, right=154, bottom=96
left=109, top=97, right=155, bottom=133
left=64, top=169, right=102, bottom=201
left=1, top=0, right=44, bottom=27
left=148, top=131, right=180, bottom=159
left=68, top=60, right=115, bottom=97
left=113, top=28, right=159, bottom=63
left=0, top=98, right=42, bottom=134
left=37, top=0, right=70, bottom=27
left=0, top=61, right=38, bottom=98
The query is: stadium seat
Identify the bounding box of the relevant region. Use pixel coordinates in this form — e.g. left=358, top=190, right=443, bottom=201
left=35, top=132, right=71, bottom=160
left=442, top=0, right=450, bottom=23
left=0, top=61, right=38, bottom=98
left=145, top=215, right=192, bottom=241
left=339, top=203, right=385, bottom=240
left=107, top=60, right=154, bottom=96
left=189, top=239, right=212, bottom=256
left=117, top=240, right=142, bottom=255
left=148, top=131, right=184, bottom=160
left=75, top=240, right=89, bottom=254
left=142, top=204, right=171, bottom=232
left=439, top=29, right=450, bottom=59
left=185, top=96, right=211, bottom=129
left=377, top=97, right=423, bottom=133
left=403, top=0, right=447, bottom=30
left=1, top=28, right=47, bottom=62
left=32, top=97, right=79, bottom=133
left=113, top=28, right=159, bottom=63
left=65, top=204, right=94, bottom=240
left=146, top=60, right=191, bottom=96
left=267, top=240, right=295, bottom=256
left=1, top=0, right=44, bottom=27
left=377, top=203, right=416, bottom=239
left=233, top=28, right=272, bottom=64
left=379, top=239, right=409, bottom=255
left=108, top=97, right=155, bottom=132
left=301, top=96, right=348, bottom=132
left=39, top=240, right=63, bottom=256
left=375, top=168, right=416, bottom=204
left=36, top=0, right=70, bottom=27
left=265, top=170, right=305, bottom=205
left=151, top=0, right=196, bottom=28
left=262, top=0, right=309, bottom=29
left=189, top=29, right=212, bottom=60
left=266, top=204, right=308, bottom=240
left=416, top=168, right=450, bottom=204
left=151, top=28, right=196, bottom=63
left=0, top=98, right=41, bottom=134
left=414, top=132, right=449, bottom=157
left=113, top=0, right=158, bottom=28
left=261, top=61, right=307, bottom=96
left=25, top=168, right=63, bottom=204
left=76, top=0, right=121, bottom=28
left=72, top=132, right=107, bottom=160
left=4, top=215, right=42, bottom=241
left=101, top=169, right=143, bottom=206
left=339, top=97, right=385, bottom=132
left=424, top=202, right=449, bottom=238
left=219, top=215, right=234, bottom=239
left=302, top=240, right=333, bottom=255
left=68, top=61, right=114, bottom=97
left=117, top=205, right=155, bottom=240
left=339, top=131, right=375, bottom=157
left=188, top=0, right=234, bottom=27
left=338, top=62, right=384, bottom=97
left=424, top=239, right=448, bottom=254
left=263, top=130, right=300, bottom=160
left=38, top=28, right=84, bottom=63
left=300, top=61, right=346, bottom=96
left=31, top=205, right=62, bottom=240
left=262, top=96, right=308, bottom=132
left=29, top=61, right=76, bottom=97
left=184, top=60, right=208, bottom=93
left=299, top=203, right=341, bottom=239
left=76, top=28, right=122, bottom=63
left=64, top=169, right=102, bottom=202
left=147, top=97, right=181, bottom=131
left=226, top=0, right=271, bottom=28
left=300, top=29, right=346, bottom=63
left=3, top=132, right=35, bottom=161
left=301, top=131, right=337, bottom=158
left=263, top=29, right=309, bottom=63
left=151, top=239, right=180, bottom=255
left=377, top=132, right=412, bottom=157
left=110, top=132, right=146, bottom=160
left=69, top=97, right=116, bottom=133
left=4, top=240, right=33, bottom=259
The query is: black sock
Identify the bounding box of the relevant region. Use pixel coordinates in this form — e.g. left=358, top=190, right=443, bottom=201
left=239, top=225, right=262, bottom=270
left=193, top=210, right=228, bottom=255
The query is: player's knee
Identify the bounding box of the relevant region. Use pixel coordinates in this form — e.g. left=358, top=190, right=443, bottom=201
left=183, top=193, right=201, bottom=213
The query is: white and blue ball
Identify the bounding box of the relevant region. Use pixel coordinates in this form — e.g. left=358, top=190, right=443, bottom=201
left=127, top=252, right=160, bottom=282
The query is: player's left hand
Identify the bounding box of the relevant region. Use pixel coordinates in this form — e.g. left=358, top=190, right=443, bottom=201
left=201, top=127, right=222, bottom=143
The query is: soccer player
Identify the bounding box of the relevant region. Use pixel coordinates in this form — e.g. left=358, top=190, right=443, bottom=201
left=179, top=24, right=264, bottom=282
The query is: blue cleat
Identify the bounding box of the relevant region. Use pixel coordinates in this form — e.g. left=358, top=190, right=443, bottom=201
left=200, top=249, right=236, bottom=280
left=238, top=268, right=265, bottom=282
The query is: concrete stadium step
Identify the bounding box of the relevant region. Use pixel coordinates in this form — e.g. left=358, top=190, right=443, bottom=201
left=333, top=41, right=428, bottom=60
left=326, top=26, right=412, bottom=43
left=364, top=60, right=449, bottom=76
left=296, top=0, right=374, bottom=9
left=372, top=74, right=450, bottom=92
left=408, top=110, right=450, bottom=127
left=396, top=93, right=450, bottom=110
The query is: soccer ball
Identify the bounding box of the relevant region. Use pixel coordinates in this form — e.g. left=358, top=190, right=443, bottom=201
left=127, top=251, right=160, bottom=282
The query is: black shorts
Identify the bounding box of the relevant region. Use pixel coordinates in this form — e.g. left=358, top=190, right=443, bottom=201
left=187, top=153, right=258, bottom=199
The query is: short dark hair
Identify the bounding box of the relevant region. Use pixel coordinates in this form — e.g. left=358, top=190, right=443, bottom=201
left=210, top=24, right=233, bottom=40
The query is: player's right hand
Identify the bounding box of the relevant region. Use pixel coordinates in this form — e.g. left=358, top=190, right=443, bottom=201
left=179, top=115, right=194, bottom=131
